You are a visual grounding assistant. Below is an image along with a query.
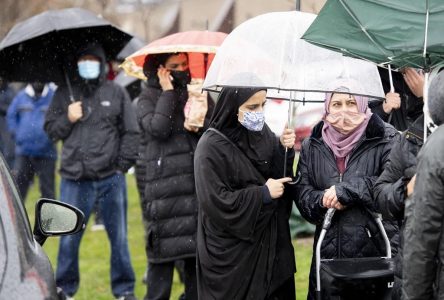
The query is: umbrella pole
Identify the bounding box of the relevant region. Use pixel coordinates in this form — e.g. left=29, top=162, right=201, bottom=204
left=63, top=68, right=75, bottom=103
left=387, top=64, right=394, bottom=123
left=423, top=71, right=429, bottom=141
left=283, top=91, right=295, bottom=177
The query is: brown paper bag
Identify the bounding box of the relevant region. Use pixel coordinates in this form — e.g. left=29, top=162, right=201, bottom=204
left=184, top=80, right=208, bottom=128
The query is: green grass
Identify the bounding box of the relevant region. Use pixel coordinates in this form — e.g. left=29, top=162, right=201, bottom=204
left=24, top=174, right=312, bottom=300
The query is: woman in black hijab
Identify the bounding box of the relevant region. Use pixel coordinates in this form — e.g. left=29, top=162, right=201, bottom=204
left=194, top=87, right=296, bottom=299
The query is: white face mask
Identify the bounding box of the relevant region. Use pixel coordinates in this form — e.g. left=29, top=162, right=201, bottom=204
left=77, top=60, right=100, bottom=79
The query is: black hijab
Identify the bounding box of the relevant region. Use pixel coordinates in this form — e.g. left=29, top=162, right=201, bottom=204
left=210, top=87, right=275, bottom=178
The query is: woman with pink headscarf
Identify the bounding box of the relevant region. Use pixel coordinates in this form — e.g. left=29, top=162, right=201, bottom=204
left=294, top=80, right=400, bottom=300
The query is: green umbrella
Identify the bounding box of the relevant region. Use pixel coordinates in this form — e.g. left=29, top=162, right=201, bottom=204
left=302, top=0, right=444, bottom=140
left=302, top=0, right=444, bottom=70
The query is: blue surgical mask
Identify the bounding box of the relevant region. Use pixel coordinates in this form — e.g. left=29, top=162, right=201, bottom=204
left=78, top=60, right=100, bottom=79
left=239, top=109, right=265, bottom=131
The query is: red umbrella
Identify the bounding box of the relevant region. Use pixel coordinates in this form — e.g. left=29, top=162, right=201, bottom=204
left=120, top=30, right=227, bottom=80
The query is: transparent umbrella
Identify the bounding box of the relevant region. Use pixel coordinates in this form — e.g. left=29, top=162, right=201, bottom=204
left=203, top=11, right=384, bottom=177
left=203, top=11, right=384, bottom=102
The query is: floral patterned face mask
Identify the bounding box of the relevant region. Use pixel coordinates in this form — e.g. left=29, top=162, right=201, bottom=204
left=238, top=109, right=265, bottom=131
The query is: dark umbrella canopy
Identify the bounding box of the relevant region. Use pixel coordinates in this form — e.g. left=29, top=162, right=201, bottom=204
left=114, top=71, right=142, bottom=100
left=0, top=7, right=132, bottom=83
left=116, top=36, right=145, bottom=62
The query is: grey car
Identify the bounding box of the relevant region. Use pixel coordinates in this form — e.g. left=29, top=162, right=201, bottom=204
left=0, top=154, right=85, bottom=299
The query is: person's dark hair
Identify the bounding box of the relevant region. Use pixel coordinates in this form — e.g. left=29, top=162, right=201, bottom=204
left=142, top=52, right=187, bottom=78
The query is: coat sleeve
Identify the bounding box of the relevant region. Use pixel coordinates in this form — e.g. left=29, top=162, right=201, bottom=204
left=44, top=87, right=75, bottom=142
left=194, top=138, right=276, bottom=241
left=402, top=155, right=444, bottom=300
left=335, top=130, right=399, bottom=211
left=374, top=134, right=407, bottom=220
left=115, top=87, right=140, bottom=172
left=137, top=89, right=178, bottom=140
left=6, top=96, right=19, bottom=136
left=295, top=140, right=327, bottom=225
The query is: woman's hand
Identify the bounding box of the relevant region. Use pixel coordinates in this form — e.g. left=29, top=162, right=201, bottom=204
left=382, top=92, right=401, bottom=113
left=184, top=121, right=199, bottom=133
left=322, top=185, right=345, bottom=210
left=407, top=174, right=416, bottom=197
left=279, top=127, right=296, bottom=149
left=265, top=177, right=292, bottom=199
left=157, top=65, right=174, bottom=91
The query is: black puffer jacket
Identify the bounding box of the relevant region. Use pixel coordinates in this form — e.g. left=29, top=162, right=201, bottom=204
left=374, top=115, right=424, bottom=300
left=295, top=114, right=399, bottom=300
left=137, top=85, right=213, bottom=263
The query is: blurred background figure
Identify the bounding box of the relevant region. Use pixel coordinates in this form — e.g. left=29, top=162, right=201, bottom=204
left=0, top=76, right=16, bottom=168
left=6, top=81, right=56, bottom=201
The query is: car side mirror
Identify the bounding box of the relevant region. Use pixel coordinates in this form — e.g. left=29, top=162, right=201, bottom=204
left=33, top=198, right=85, bottom=246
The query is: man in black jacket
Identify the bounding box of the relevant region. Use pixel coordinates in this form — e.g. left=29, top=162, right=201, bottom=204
left=402, top=70, right=444, bottom=300
left=44, top=43, right=139, bottom=300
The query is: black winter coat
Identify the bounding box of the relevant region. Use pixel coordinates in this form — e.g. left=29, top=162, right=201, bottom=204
left=137, top=85, right=213, bottom=262
left=374, top=115, right=424, bottom=300
left=295, top=114, right=399, bottom=300
left=44, top=82, right=139, bottom=180
left=402, top=125, right=444, bottom=300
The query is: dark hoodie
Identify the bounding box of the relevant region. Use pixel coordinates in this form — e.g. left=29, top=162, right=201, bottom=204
left=44, top=43, right=139, bottom=180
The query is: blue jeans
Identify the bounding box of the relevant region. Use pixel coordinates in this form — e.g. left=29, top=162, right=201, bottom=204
left=55, top=173, right=135, bottom=297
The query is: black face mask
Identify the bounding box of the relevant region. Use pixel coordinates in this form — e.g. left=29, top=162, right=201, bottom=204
left=170, top=69, right=191, bottom=88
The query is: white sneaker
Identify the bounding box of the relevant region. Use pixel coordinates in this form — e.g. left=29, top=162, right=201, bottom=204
left=90, top=223, right=105, bottom=231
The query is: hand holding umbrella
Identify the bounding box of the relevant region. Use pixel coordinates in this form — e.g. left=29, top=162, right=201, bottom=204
left=67, top=101, right=83, bottom=123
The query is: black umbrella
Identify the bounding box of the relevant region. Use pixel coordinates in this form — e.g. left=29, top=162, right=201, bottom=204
left=116, top=36, right=145, bottom=62
left=0, top=7, right=132, bottom=91
left=114, top=71, right=142, bottom=100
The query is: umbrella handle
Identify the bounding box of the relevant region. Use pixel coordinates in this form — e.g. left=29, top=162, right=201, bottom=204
left=388, top=64, right=394, bottom=93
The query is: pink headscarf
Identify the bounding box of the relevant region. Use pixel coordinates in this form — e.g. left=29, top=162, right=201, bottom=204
left=321, top=79, right=373, bottom=160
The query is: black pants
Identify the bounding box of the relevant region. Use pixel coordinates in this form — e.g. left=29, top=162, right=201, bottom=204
left=14, top=155, right=55, bottom=202
left=145, top=258, right=197, bottom=300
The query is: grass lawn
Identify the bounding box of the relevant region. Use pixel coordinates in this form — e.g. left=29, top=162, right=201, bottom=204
left=24, top=173, right=313, bottom=300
